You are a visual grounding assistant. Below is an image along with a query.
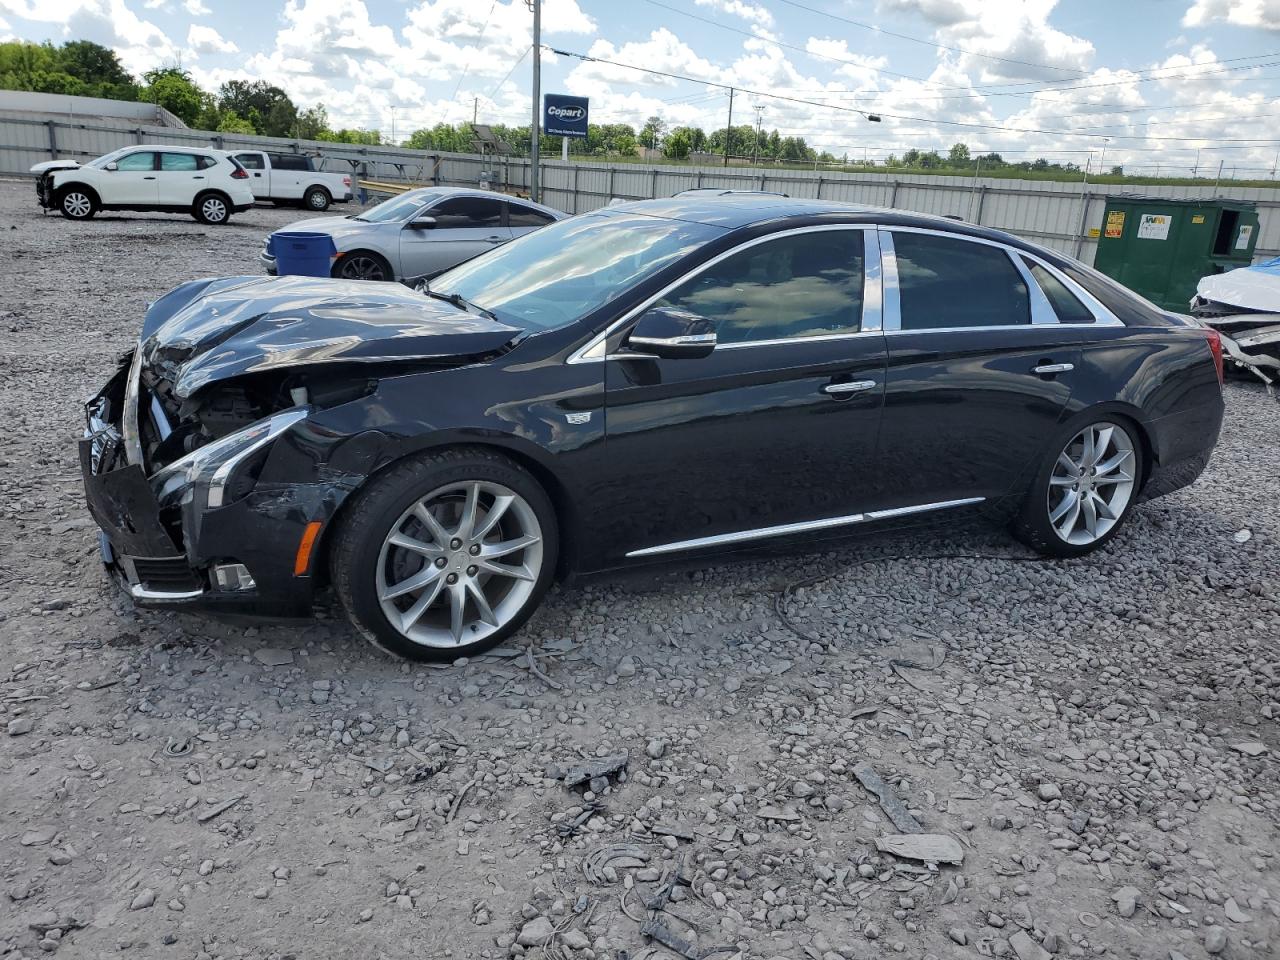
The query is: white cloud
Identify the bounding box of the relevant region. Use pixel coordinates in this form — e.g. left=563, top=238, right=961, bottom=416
left=0, top=0, right=178, bottom=72
left=183, top=0, right=208, bottom=13
left=1183, top=0, right=1280, bottom=29
left=877, top=0, right=969, bottom=26
left=694, top=0, right=773, bottom=27
left=187, top=23, right=237, bottom=55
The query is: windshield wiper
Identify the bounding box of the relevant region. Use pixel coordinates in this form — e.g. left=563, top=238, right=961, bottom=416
left=423, top=286, right=500, bottom=323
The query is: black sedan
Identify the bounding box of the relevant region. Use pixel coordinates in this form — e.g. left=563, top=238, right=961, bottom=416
left=79, top=196, right=1225, bottom=660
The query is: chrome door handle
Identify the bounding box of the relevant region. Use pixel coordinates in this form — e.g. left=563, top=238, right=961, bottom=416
left=823, top=379, right=877, bottom=396
left=1032, top=362, right=1074, bottom=375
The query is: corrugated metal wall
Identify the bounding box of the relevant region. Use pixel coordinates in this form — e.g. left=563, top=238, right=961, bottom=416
left=5, top=112, right=1279, bottom=266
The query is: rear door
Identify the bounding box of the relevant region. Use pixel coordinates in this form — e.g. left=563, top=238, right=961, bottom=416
left=155, top=152, right=206, bottom=206
left=873, top=228, right=1082, bottom=510
left=593, top=226, right=887, bottom=563
left=106, top=150, right=158, bottom=205
left=400, top=196, right=510, bottom=279
left=506, top=200, right=557, bottom=240
left=233, top=152, right=269, bottom=198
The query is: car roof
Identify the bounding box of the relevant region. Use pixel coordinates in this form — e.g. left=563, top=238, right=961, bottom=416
left=128, top=144, right=215, bottom=154
left=598, top=194, right=1046, bottom=250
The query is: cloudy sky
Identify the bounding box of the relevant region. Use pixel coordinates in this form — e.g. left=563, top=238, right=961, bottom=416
left=1, top=0, right=1278, bottom=174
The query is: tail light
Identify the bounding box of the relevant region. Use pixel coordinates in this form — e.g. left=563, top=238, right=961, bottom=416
left=342, top=176, right=351, bottom=187
left=1203, top=328, right=1224, bottom=385
left=231, top=167, right=249, bottom=179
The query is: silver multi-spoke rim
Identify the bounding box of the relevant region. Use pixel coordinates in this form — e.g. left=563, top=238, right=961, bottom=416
left=308, top=191, right=327, bottom=209
left=64, top=192, right=91, bottom=217
left=1047, top=421, right=1136, bottom=545
left=340, top=256, right=385, bottom=280
left=202, top=198, right=227, bottom=222
left=376, top=481, right=543, bottom=648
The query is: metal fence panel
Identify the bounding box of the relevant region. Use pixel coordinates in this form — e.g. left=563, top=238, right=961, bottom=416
left=4, top=112, right=1279, bottom=264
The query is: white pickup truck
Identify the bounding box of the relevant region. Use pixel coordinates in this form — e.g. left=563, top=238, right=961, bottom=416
left=227, top=151, right=353, bottom=211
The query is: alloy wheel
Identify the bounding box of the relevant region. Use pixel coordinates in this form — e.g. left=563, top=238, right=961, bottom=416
left=339, top=255, right=386, bottom=280
left=375, top=480, right=544, bottom=648
left=201, top=198, right=228, bottom=223
left=1046, top=421, right=1136, bottom=545
left=63, top=192, right=91, bottom=218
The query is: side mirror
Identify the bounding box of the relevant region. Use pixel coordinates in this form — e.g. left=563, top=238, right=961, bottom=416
left=105, top=162, right=118, bottom=171
left=407, top=216, right=436, bottom=230
left=625, top=306, right=717, bottom=360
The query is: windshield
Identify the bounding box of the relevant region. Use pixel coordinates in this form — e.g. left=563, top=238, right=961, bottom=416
left=87, top=147, right=131, bottom=169
left=354, top=190, right=438, bottom=223
left=429, top=212, right=725, bottom=331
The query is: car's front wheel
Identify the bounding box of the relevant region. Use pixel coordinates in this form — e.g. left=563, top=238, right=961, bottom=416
left=193, top=193, right=232, bottom=225
left=331, top=448, right=558, bottom=661
left=1014, top=416, right=1143, bottom=557
left=333, top=251, right=391, bottom=281
left=59, top=188, right=96, bottom=220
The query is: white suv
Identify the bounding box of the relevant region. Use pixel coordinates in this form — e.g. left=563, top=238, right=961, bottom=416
left=32, top=145, right=257, bottom=225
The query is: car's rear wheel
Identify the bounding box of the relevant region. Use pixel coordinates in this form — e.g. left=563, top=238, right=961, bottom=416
left=59, top=188, right=96, bottom=220
left=194, top=192, right=231, bottom=225
left=333, top=251, right=391, bottom=281
left=331, top=448, right=558, bottom=661
left=1014, top=417, right=1143, bottom=557
left=304, top=187, right=331, bottom=211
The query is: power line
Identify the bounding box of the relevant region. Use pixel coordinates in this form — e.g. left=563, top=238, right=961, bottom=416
left=485, top=44, right=532, bottom=102
left=451, top=0, right=500, bottom=100
left=551, top=46, right=1280, bottom=143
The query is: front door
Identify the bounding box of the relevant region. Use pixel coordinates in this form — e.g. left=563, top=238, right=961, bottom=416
left=593, top=227, right=888, bottom=565
left=107, top=150, right=158, bottom=205
left=874, top=228, right=1082, bottom=509
left=233, top=152, right=269, bottom=198
left=400, top=196, right=510, bottom=280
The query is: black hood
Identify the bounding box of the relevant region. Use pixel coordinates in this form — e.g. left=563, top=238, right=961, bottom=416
left=139, top=276, right=524, bottom=398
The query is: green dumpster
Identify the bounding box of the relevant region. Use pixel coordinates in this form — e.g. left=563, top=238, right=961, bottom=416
left=1091, top=196, right=1260, bottom=312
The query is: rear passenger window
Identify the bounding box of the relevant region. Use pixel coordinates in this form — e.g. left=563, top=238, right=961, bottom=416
left=160, top=153, right=198, bottom=171
left=1025, top=260, right=1095, bottom=324
left=893, top=232, right=1030, bottom=329
left=508, top=203, right=556, bottom=227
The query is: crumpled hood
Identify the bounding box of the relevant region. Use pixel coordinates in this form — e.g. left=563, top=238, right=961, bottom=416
left=31, top=160, right=80, bottom=174
left=139, top=275, right=523, bottom=398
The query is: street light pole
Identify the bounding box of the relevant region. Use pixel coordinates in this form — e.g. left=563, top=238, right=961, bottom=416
left=753, top=104, right=764, bottom=165
left=528, top=0, right=541, bottom=202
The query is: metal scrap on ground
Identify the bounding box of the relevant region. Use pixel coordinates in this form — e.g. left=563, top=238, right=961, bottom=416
left=875, top=833, right=966, bottom=865
left=853, top=762, right=923, bottom=833
left=561, top=752, right=629, bottom=788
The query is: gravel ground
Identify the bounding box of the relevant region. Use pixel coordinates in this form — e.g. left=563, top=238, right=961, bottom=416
left=1, top=175, right=1278, bottom=960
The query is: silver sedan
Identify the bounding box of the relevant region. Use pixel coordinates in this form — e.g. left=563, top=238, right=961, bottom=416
left=260, top=187, right=564, bottom=282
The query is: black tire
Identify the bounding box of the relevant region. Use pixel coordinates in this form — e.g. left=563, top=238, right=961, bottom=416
left=332, top=250, right=392, bottom=281
left=331, top=447, right=559, bottom=661
left=193, top=192, right=232, bottom=225
left=1012, top=414, right=1144, bottom=558
left=58, top=186, right=97, bottom=220
left=304, top=186, right=331, bottom=211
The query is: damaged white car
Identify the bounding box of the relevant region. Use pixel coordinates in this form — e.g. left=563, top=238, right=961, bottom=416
left=1191, top=257, right=1280, bottom=392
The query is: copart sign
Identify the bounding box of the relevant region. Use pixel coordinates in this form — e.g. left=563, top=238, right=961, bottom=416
left=544, top=94, right=589, bottom=139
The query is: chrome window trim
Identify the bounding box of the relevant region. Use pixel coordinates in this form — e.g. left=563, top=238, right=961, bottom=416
left=567, top=224, right=878, bottom=364
left=625, top=496, right=985, bottom=558
left=880, top=225, right=1068, bottom=332
left=1015, top=250, right=1125, bottom=327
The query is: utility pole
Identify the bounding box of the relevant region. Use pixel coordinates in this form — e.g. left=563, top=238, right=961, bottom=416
left=528, top=0, right=541, bottom=202
left=1098, top=137, right=1110, bottom=177
left=473, top=97, right=478, bottom=125
left=390, top=107, right=396, bottom=145
left=723, top=87, right=734, bottom=167
left=1271, top=149, right=1278, bottom=179
left=1214, top=158, right=1224, bottom=193
left=1192, top=148, right=1201, bottom=178
left=752, top=104, right=764, bottom=165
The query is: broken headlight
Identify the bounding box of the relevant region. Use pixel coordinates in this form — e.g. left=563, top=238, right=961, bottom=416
left=150, top=407, right=311, bottom=511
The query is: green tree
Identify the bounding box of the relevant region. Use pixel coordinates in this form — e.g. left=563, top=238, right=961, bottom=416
left=58, top=40, right=135, bottom=97
left=640, top=115, right=666, bottom=150
left=142, top=67, right=204, bottom=125
left=216, top=110, right=256, bottom=134
left=948, top=142, right=970, bottom=165
left=293, top=104, right=330, bottom=140
left=663, top=127, right=694, bottom=160
left=218, top=79, right=296, bottom=136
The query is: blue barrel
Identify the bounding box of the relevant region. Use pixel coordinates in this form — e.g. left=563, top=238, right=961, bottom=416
left=269, top=231, right=337, bottom=278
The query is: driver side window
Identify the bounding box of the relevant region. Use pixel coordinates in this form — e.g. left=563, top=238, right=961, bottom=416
left=116, top=152, right=156, bottom=172
left=652, top=230, right=865, bottom=344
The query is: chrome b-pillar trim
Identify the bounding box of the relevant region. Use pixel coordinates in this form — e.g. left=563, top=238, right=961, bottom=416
left=624, top=497, right=985, bottom=558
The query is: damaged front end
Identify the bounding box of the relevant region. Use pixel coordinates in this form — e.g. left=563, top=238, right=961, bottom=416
left=1191, top=257, right=1280, bottom=397
left=79, top=274, right=524, bottom=617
